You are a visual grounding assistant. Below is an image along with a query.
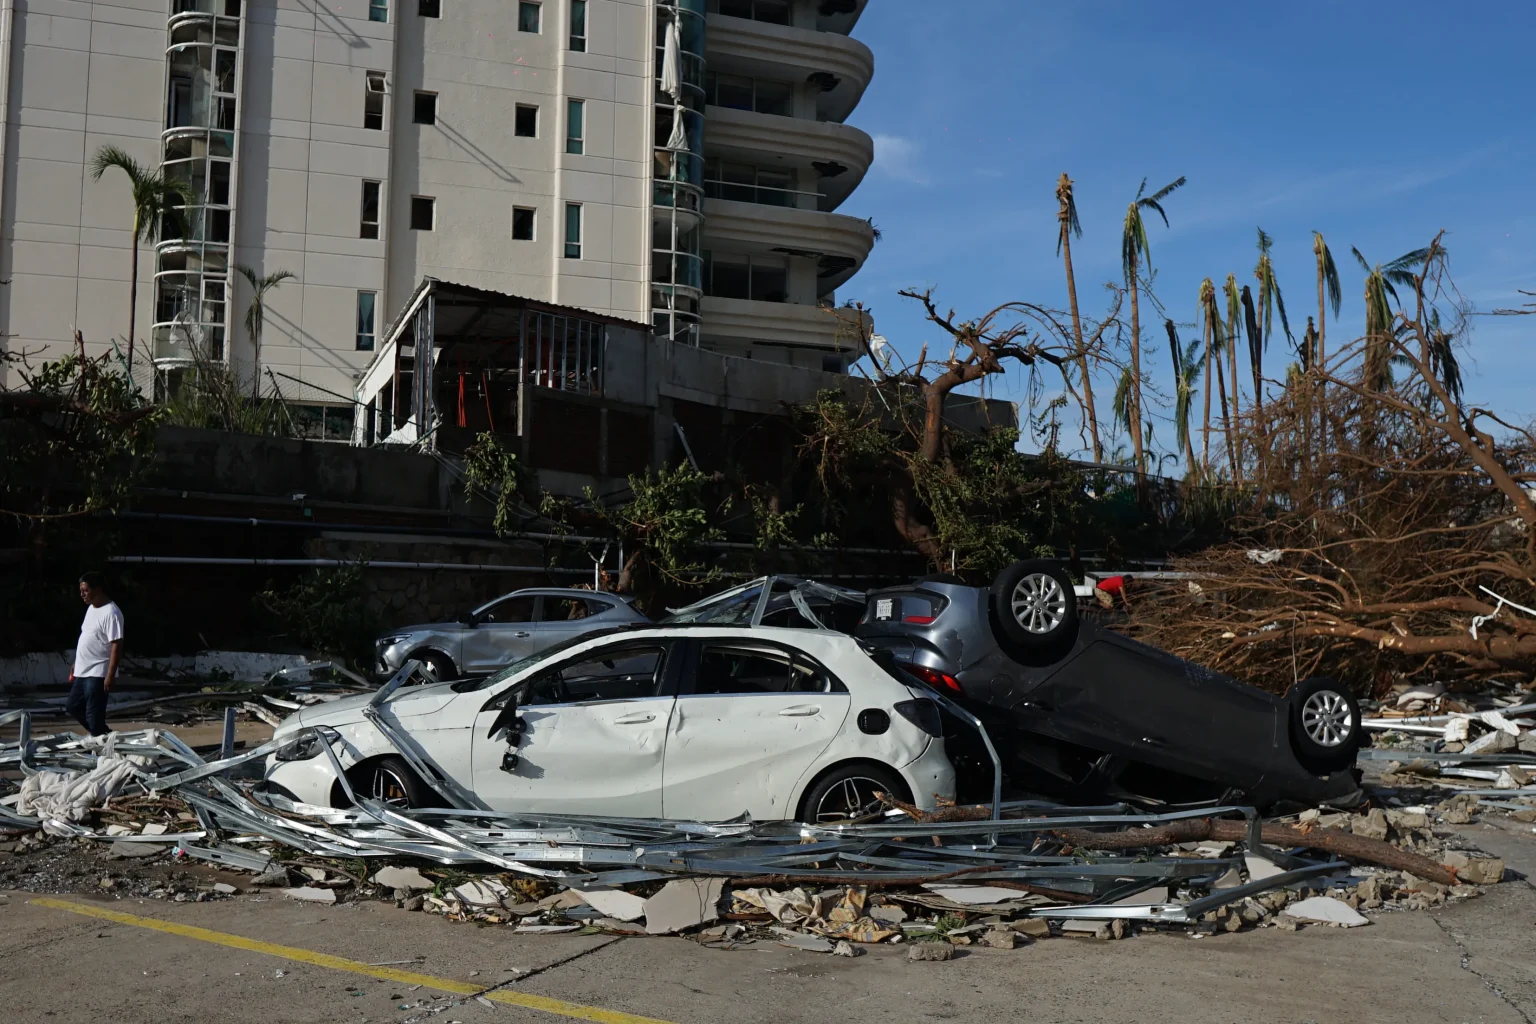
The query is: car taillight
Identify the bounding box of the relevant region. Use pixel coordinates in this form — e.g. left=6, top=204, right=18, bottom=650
left=903, top=615, right=935, bottom=624
left=893, top=699, right=943, bottom=737
left=902, top=664, right=963, bottom=696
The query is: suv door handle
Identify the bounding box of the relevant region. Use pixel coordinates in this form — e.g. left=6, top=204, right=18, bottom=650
left=778, top=705, right=820, bottom=717
left=512, top=631, right=531, bottom=638
left=613, top=712, right=656, bottom=725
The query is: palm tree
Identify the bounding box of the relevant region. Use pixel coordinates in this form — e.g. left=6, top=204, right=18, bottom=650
left=1056, top=173, right=1101, bottom=461
left=1223, top=274, right=1244, bottom=484
left=237, top=265, right=297, bottom=398
left=1312, top=231, right=1341, bottom=370
left=1250, top=228, right=1291, bottom=401
left=89, top=145, right=193, bottom=375
left=1201, top=280, right=1237, bottom=475
left=1120, top=175, right=1186, bottom=474
left=1352, top=247, right=1414, bottom=391
left=1165, top=319, right=1201, bottom=478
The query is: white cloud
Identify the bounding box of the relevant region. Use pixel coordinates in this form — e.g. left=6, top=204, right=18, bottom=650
left=871, top=134, right=928, bottom=185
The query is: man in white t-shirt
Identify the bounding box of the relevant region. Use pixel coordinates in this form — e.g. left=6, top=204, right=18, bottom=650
left=66, top=571, right=123, bottom=737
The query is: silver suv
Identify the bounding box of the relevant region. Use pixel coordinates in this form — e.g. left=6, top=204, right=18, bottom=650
left=375, top=588, right=648, bottom=679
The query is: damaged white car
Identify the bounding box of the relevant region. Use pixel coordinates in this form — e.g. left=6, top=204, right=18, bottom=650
left=262, top=626, right=955, bottom=823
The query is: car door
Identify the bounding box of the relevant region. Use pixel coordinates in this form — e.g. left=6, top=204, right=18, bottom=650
left=460, top=594, right=539, bottom=674
left=468, top=639, right=677, bottom=815
left=662, top=638, right=851, bottom=821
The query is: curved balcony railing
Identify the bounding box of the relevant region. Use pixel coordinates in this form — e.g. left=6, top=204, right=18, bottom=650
left=652, top=250, right=704, bottom=292
left=703, top=178, right=821, bottom=210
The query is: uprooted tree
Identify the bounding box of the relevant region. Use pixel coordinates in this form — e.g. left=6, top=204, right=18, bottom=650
left=1128, top=234, right=1536, bottom=692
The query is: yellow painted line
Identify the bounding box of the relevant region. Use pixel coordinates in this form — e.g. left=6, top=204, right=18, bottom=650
left=30, top=896, right=678, bottom=1024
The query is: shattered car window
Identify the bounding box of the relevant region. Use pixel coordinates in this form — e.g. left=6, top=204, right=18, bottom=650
left=692, top=644, right=836, bottom=695
left=662, top=583, right=763, bottom=624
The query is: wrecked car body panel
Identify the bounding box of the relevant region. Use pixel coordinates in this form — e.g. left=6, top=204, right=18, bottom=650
left=265, top=626, right=954, bottom=822
left=855, top=580, right=1361, bottom=810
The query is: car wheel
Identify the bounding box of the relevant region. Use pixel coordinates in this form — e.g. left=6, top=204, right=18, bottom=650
left=990, top=559, right=1079, bottom=649
left=1288, top=677, right=1361, bottom=773
left=351, top=756, right=434, bottom=809
left=798, top=763, right=908, bottom=824
left=414, top=651, right=457, bottom=683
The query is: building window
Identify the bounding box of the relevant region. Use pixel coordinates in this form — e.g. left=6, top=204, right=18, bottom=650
left=512, top=206, right=535, bottom=240
left=515, top=104, right=537, bottom=137
left=703, top=251, right=787, bottom=302
left=565, top=98, right=584, bottom=155
left=368, top=0, right=387, bottom=22
left=563, top=202, right=581, bottom=259
left=711, top=0, right=790, bottom=24
left=704, top=159, right=800, bottom=207
left=569, top=0, right=586, bottom=50
left=411, top=195, right=435, bottom=230
left=360, top=180, right=381, bottom=239
left=517, top=1, right=540, bottom=32
left=291, top=404, right=358, bottom=442
left=356, top=292, right=377, bottom=350
left=705, top=72, right=793, bottom=116
left=413, top=91, right=437, bottom=125
left=364, top=71, right=386, bottom=129
left=418, top=0, right=439, bottom=15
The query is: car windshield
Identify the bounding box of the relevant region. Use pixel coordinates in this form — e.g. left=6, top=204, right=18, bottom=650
left=449, top=627, right=633, bottom=692
left=660, top=581, right=765, bottom=624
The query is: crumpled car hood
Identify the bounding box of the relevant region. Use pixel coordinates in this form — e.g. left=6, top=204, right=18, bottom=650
left=276, top=681, right=462, bottom=736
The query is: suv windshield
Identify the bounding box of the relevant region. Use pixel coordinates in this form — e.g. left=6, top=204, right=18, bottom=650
left=448, top=626, right=633, bottom=692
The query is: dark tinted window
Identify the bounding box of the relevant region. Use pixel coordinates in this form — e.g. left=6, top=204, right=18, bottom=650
left=479, top=595, right=535, bottom=623
left=515, top=104, right=537, bottom=137
left=539, top=596, right=603, bottom=621
left=527, top=645, right=666, bottom=704
left=693, top=644, right=834, bottom=695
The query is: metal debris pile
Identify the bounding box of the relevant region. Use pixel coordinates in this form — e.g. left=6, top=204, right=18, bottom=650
left=2, top=717, right=1509, bottom=952
left=1362, top=686, right=1536, bottom=822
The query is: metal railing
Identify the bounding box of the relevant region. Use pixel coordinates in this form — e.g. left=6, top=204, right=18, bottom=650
left=703, top=178, right=822, bottom=209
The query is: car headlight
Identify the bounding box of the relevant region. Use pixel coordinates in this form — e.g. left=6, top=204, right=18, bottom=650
left=377, top=634, right=410, bottom=648
left=273, top=731, right=326, bottom=762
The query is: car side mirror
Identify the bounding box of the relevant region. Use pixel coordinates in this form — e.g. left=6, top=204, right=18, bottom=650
left=459, top=611, right=479, bottom=627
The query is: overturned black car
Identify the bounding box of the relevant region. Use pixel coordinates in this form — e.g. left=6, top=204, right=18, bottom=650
left=854, top=562, right=1363, bottom=811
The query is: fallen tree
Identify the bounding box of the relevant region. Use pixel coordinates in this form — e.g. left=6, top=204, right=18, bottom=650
left=1125, top=236, right=1536, bottom=693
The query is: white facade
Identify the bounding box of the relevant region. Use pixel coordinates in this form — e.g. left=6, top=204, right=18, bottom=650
left=0, top=0, right=875, bottom=410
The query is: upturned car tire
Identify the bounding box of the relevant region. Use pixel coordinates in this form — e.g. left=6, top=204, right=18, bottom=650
left=1288, top=677, right=1361, bottom=773
left=349, top=756, right=435, bottom=809
left=797, top=763, right=909, bottom=824
left=990, top=559, right=1079, bottom=649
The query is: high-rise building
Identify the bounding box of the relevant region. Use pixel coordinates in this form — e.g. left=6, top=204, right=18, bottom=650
left=0, top=0, right=875, bottom=418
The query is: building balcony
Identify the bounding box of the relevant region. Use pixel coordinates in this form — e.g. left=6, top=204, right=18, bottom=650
left=705, top=14, right=873, bottom=123
left=703, top=105, right=872, bottom=211
left=815, top=0, right=867, bottom=35
left=703, top=196, right=875, bottom=292
left=699, top=295, right=872, bottom=356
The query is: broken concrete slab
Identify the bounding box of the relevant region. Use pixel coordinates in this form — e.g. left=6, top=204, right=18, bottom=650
left=576, top=887, right=647, bottom=923
left=452, top=879, right=509, bottom=907
left=282, top=886, right=337, bottom=904
left=1245, top=854, right=1285, bottom=881
left=1012, top=918, right=1052, bottom=939
left=775, top=929, right=835, bottom=953
left=102, top=842, right=169, bottom=860
left=1465, top=729, right=1517, bottom=755
left=920, top=884, right=1034, bottom=905
left=212, top=882, right=237, bottom=895
left=1285, top=896, right=1369, bottom=927
left=1352, top=809, right=1390, bottom=841
left=643, top=877, right=724, bottom=935
left=371, top=866, right=433, bottom=892
left=981, top=928, right=1018, bottom=949
left=906, top=942, right=954, bottom=962
left=1443, top=851, right=1505, bottom=884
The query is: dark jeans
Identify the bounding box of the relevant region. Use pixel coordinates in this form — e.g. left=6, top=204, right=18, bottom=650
left=65, top=675, right=109, bottom=736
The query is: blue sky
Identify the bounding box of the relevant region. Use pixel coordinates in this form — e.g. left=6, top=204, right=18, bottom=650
left=842, top=0, right=1536, bottom=460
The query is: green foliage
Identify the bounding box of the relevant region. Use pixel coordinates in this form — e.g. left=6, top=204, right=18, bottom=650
left=0, top=353, right=161, bottom=520
left=1121, top=176, right=1187, bottom=284
left=462, top=431, right=531, bottom=536
left=748, top=490, right=801, bottom=552
left=259, top=564, right=377, bottom=669
left=590, top=464, right=727, bottom=587
left=159, top=365, right=295, bottom=437
left=89, top=145, right=193, bottom=244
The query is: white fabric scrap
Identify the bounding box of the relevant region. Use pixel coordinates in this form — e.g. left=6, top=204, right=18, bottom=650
left=16, top=756, right=138, bottom=830
left=1246, top=549, right=1283, bottom=565
left=661, top=17, right=682, bottom=102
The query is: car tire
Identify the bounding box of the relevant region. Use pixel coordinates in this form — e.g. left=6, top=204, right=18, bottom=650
left=990, top=559, right=1079, bottom=649
left=349, top=756, right=435, bottom=809
left=1288, top=677, right=1361, bottom=773
left=413, top=651, right=457, bottom=683
left=797, top=763, right=909, bottom=824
